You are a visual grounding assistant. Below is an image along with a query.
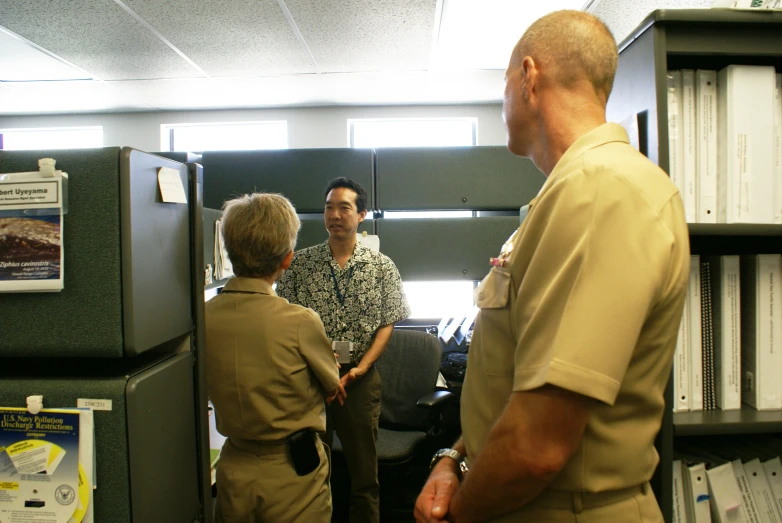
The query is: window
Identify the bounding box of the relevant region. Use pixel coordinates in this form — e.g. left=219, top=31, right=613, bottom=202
left=384, top=211, right=472, bottom=219
left=0, top=127, right=103, bottom=150
left=403, top=281, right=475, bottom=319
left=161, top=121, right=287, bottom=152
left=348, top=118, right=477, bottom=148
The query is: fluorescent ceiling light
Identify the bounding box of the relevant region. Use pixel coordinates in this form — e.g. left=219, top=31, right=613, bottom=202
left=0, top=26, right=95, bottom=81
left=432, top=0, right=588, bottom=71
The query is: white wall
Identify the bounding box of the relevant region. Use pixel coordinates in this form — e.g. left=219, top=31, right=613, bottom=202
left=0, top=104, right=508, bottom=151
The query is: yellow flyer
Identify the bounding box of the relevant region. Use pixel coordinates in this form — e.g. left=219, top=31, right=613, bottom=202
left=0, top=408, right=80, bottom=523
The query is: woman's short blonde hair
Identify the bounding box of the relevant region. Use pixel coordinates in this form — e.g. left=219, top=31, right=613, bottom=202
left=221, top=192, right=300, bottom=278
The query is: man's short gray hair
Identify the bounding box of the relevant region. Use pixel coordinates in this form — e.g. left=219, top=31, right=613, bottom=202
left=516, top=10, right=618, bottom=103
left=221, top=192, right=300, bottom=278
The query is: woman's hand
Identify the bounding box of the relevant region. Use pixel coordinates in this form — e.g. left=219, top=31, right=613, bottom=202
left=326, top=383, right=347, bottom=406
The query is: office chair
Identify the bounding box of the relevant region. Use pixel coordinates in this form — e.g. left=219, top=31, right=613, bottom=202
left=331, top=329, right=456, bottom=520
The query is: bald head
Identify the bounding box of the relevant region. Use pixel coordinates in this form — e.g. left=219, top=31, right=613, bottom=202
left=512, top=10, right=617, bottom=104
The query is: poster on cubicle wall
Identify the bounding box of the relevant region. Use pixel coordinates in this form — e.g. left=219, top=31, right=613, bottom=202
left=0, top=170, right=65, bottom=293
left=0, top=408, right=87, bottom=523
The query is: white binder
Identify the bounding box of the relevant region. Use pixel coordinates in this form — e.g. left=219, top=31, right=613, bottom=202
left=744, top=458, right=782, bottom=523
left=707, top=461, right=748, bottom=523
left=685, top=462, right=713, bottom=523
left=739, top=254, right=782, bottom=410
left=716, top=65, right=776, bottom=224
left=696, top=70, right=718, bottom=223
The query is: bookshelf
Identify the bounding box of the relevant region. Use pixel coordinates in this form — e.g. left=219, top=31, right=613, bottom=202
left=674, top=410, right=782, bottom=437
left=607, top=9, right=782, bottom=522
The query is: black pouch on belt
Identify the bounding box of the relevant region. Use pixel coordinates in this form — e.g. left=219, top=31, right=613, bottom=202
left=288, top=429, right=320, bottom=476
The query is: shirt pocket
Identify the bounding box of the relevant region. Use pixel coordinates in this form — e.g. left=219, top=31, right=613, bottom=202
left=474, top=267, right=511, bottom=309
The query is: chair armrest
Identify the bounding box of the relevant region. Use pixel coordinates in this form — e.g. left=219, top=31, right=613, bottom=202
left=416, top=390, right=456, bottom=410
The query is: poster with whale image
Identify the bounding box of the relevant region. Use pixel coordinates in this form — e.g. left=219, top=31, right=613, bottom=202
left=0, top=170, right=64, bottom=293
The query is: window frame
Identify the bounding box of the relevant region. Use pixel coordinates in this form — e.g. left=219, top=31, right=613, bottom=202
left=0, top=126, right=103, bottom=150
left=347, top=117, right=478, bottom=148
left=159, top=120, right=288, bottom=153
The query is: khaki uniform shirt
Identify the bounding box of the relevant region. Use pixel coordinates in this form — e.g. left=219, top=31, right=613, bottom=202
left=462, top=124, right=690, bottom=496
left=276, top=241, right=410, bottom=362
left=206, top=277, right=340, bottom=442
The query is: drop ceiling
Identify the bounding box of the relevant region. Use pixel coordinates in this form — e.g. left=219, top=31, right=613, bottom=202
left=0, top=0, right=713, bottom=115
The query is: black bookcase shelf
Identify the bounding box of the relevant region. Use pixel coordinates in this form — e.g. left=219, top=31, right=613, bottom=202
left=674, top=409, right=782, bottom=437
left=688, top=224, right=782, bottom=236
left=607, top=9, right=782, bottom=523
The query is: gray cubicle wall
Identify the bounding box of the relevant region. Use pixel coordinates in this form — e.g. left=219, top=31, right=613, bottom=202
left=0, top=351, right=200, bottom=523
left=0, top=148, right=192, bottom=358
left=377, top=217, right=520, bottom=281
left=202, top=149, right=374, bottom=212
left=375, top=146, right=545, bottom=211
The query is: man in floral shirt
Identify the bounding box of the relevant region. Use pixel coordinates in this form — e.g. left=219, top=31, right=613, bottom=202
left=277, top=177, right=410, bottom=523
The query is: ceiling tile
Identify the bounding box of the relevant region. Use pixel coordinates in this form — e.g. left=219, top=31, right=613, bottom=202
left=285, top=0, right=437, bottom=73
left=0, top=0, right=202, bottom=81
left=120, top=0, right=316, bottom=77
left=434, top=0, right=589, bottom=71
left=0, top=28, right=93, bottom=81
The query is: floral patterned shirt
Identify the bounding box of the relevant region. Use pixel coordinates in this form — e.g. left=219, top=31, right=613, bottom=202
left=276, top=241, right=410, bottom=362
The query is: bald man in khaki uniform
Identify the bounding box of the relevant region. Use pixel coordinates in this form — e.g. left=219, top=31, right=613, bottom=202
left=415, top=10, right=689, bottom=523
left=207, top=193, right=345, bottom=523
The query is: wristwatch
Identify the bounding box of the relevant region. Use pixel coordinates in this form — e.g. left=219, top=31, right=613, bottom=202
left=430, top=448, right=468, bottom=477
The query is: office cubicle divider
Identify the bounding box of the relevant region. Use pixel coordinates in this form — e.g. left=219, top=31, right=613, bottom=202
left=189, top=163, right=214, bottom=522
left=0, top=147, right=210, bottom=522
left=0, top=350, right=201, bottom=523
left=376, top=217, right=520, bottom=281
left=198, top=146, right=545, bottom=284
left=0, top=148, right=192, bottom=358
left=374, top=146, right=545, bottom=211
left=201, top=148, right=375, bottom=212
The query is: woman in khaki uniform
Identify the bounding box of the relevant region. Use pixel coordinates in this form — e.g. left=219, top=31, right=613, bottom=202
left=206, top=192, right=346, bottom=523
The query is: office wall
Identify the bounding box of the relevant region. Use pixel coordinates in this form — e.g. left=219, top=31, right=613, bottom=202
left=0, top=104, right=507, bottom=152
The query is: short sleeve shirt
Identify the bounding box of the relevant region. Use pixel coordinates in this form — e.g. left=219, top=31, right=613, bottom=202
left=276, top=242, right=411, bottom=362
left=206, top=277, right=340, bottom=442
left=461, top=123, right=690, bottom=495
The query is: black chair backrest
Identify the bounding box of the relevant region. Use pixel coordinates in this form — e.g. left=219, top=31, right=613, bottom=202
left=375, top=329, right=442, bottom=429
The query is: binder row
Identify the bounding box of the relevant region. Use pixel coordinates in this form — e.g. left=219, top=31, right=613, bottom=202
left=673, top=254, right=782, bottom=412
left=673, top=435, right=782, bottom=523
left=667, top=66, right=782, bottom=224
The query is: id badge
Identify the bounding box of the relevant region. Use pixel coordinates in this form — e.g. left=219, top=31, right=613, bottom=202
left=332, top=341, right=353, bottom=364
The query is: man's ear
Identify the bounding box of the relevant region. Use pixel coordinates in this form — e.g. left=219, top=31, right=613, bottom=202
left=520, top=56, right=538, bottom=99
left=281, top=250, right=294, bottom=270
left=358, top=209, right=367, bottom=223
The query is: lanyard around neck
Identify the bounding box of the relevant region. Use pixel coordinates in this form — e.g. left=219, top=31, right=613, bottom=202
left=329, top=264, right=354, bottom=306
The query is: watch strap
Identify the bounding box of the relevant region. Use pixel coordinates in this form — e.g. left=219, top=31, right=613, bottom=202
left=430, top=448, right=462, bottom=471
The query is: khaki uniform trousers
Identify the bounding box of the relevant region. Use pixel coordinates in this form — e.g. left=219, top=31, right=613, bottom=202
left=490, top=482, right=663, bottom=523
left=327, top=366, right=382, bottom=523
left=214, top=436, right=331, bottom=523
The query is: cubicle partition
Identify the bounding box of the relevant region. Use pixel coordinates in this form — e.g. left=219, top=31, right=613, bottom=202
left=375, top=146, right=544, bottom=211
left=198, top=146, right=544, bottom=285
left=201, top=148, right=374, bottom=212
left=0, top=148, right=209, bottom=523
left=377, top=217, right=520, bottom=281
left=373, top=147, right=545, bottom=281
left=0, top=148, right=192, bottom=358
